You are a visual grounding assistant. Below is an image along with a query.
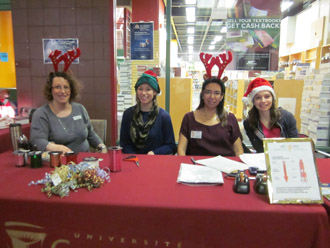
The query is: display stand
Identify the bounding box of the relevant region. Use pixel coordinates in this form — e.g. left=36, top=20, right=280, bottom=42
left=264, top=138, right=323, bottom=204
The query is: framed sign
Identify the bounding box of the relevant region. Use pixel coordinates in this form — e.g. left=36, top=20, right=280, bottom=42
left=42, top=38, right=79, bottom=64
left=130, top=22, right=153, bottom=60
left=264, top=138, right=323, bottom=204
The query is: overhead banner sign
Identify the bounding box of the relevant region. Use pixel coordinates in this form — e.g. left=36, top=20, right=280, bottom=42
left=226, top=0, right=281, bottom=71
left=226, top=17, right=280, bottom=71
left=130, top=22, right=154, bottom=60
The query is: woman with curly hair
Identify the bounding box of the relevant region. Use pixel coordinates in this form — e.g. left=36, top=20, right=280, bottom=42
left=243, top=78, right=298, bottom=153
left=30, top=71, right=107, bottom=153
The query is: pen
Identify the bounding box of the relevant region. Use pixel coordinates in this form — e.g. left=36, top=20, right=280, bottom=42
left=191, top=157, right=196, bottom=165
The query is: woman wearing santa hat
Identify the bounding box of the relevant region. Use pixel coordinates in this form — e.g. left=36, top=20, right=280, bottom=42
left=120, top=70, right=176, bottom=155
left=242, top=78, right=298, bottom=153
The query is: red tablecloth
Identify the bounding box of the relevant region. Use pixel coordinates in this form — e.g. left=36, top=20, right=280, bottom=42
left=317, top=159, right=330, bottom=227
left=0, top=124, right=30, bottom=153
left=0, top=152, right=330, bottom=248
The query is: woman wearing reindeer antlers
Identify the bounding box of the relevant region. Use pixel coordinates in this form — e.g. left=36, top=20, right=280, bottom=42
left=177, top=51, right=244, bottom=157
left=30, top=48, right=107, bottom=154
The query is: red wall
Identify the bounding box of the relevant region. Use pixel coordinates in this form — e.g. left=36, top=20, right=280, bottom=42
left=132, top=0, right=160, bottom=30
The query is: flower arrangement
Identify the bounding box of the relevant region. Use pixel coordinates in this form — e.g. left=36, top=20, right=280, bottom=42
left=29, top=162, right=110, bottom=198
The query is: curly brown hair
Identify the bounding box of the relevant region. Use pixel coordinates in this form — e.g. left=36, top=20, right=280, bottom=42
left=43, top=72, right=81, bottom=102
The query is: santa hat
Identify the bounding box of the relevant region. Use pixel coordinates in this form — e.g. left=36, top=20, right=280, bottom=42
left=242, top=78, right=275, bottom=104
left=135, top=70, right=160, bottom=93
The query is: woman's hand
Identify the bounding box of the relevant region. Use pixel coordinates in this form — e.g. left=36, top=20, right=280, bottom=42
left=97, top=144, right=108, bottom=153
left=177, top=133, right=188, bottom=156
left=46, top=142, right=72, bottom=153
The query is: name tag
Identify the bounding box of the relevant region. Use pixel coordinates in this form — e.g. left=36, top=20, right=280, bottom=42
left=255, top=129, right=264, bottom=140
left=73, top=115, right=82, bottom=120
left=191, top=131, right=202, bottom=139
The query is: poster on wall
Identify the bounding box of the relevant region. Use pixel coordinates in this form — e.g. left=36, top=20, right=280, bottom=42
left=130, top=22, right=153, bottom=60
left=226, top=1, right=281, bottom=71
left=42, top=38, right=79, bottom=64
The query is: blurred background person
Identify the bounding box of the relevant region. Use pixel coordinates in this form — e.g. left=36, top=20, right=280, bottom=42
left=0, top=89, right=16, bottom=118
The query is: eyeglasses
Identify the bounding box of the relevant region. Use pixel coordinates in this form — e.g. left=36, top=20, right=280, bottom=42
left=204, top=90, right=222, bottom=97
left=52, top=85, right=70, bottom=92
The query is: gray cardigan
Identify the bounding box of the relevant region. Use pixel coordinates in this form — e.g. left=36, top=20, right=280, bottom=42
left=30, top=102, right=102, bottom=153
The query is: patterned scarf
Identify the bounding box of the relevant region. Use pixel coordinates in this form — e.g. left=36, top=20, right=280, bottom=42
left=130, top=101, right=159, bottom=149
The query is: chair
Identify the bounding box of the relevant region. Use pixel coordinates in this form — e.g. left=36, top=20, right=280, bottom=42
left=90, top=119, right=107, bottom=152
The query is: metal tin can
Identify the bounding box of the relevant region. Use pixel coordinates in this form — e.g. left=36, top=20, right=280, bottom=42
left=49, top=151, right=62, bottom=167
left=83, top=157, right=99, bottom=169
left=13, top=150, right=25, bottom=167
left=65, top=151, right=77, bottom=164
left=108, top=146, right=122, bottom=172
left=29, top=151, right=42, bottom=168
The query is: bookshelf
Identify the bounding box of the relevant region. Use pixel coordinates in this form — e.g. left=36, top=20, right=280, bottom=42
left=225, top=79, right=248, bottom=121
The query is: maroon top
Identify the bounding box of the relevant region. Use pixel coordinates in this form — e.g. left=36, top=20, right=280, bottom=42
left=180, top=111, right=242, bottom=156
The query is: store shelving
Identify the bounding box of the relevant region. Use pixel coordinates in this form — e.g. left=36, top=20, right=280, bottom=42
left=225, top=79, right=248, bottom=121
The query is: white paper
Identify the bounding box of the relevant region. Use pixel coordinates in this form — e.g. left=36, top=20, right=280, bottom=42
left=195, top=155, right=248, bottom=174
left=265, top=140, right=322, bottom=203
left=239, top=153, right=267, bottom=171
left=177, top=163, right=223, bottom=184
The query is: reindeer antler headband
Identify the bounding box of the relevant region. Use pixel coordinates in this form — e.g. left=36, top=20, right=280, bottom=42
left=48, top=48, right=81, bottom=72
left=199, top=50, right=232, bottom=79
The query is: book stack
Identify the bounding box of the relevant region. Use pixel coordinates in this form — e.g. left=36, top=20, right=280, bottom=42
left=118, top=60, right=133, bottom=113
left=300, top=72, right=330, bottom=146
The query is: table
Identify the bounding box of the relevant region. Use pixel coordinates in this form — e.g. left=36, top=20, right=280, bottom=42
left=0, top=152, right=330, bottom=248
left=317, top=159, right=330, bottom=226
left=0, top=124, right=30, bottom=153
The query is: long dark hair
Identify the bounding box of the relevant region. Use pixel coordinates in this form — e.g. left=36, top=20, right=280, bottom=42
left=197, top=77, right=228, bottom=126
left=43, top=71, right=81, bottom=102
left=247, top=97, right=280, bottom=130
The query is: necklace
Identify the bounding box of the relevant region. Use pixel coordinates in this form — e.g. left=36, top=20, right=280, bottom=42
left=57, top=116, right=75, bottom=135
left=202, top=109, right=219, bottom=121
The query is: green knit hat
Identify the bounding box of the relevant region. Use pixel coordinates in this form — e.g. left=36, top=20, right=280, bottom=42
left=134, top=70, right=160, bottom=93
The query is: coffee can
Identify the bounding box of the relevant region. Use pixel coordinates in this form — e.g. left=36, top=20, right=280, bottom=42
left=108, top=146, right=122, bottom=172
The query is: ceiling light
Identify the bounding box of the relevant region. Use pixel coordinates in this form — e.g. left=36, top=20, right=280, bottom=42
left=211, top=41, right=216, bottom=45
left=187, top=27, right=195, bottom=34
left=214, top=36, right=222, bottom=42
left=220, top=26, right=227, bottom=33
left=225, top=0, right=237, bottom=8
left=188, top=45, right=193, bottom=54
left=281, top=0, right=294, bottom=12
left=186, top=7, right=196, bottom=23
left=185, top=0, right=196, bottom=4
left=209, top=45, right=215, bottom=50
left=187, top=36, right=194, bottom=45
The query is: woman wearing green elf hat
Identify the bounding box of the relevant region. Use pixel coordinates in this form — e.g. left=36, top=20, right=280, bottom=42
left=120, top=70, right=176, bottom=155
